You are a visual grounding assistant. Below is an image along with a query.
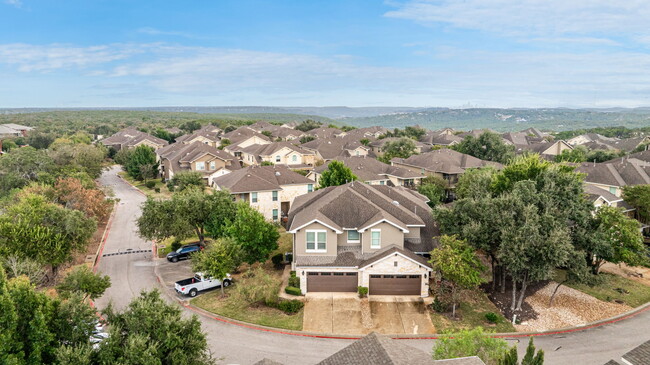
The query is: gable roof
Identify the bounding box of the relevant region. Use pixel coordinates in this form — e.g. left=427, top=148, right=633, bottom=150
left=242, top=141, right=315, bottom=157
left=301, top=137, right=369, bottom=160
left=317, top=332, right=484, bottom=365
left=157, top=141, right=239, bottom=175
left=222, top=127, right=271, bottom=144
left=622, top=339, right=650, bottom=365
left=576, top=159, right=650, bottom=187
left=313, top=157, right=421, bottom=182
left=100, top=128, right=168, bottom=148
left=391, top=149, right=501, bottom=174
left=213, top=165, right=312, bottom=194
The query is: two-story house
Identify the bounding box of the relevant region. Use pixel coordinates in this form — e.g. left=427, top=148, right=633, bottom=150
left=212, top=165, right=314, bottom=221
left=222, top=127, right=272, bottom=159
left=575, top=158, right=650, bottom=197
left=239, top=141, right=316, bottom=169
left=301, top=137, right=370, bottom=161
left=100, top=127, right=168, bottom=151
left=288, top=182, right=435, bottom=297
left=174, top=125, right=222, bottom=147
left=309, top=156, right=423, bottom=187
left=157, top=141, right=240, bottom=185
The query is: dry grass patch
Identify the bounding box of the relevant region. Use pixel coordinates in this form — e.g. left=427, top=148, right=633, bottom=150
left=430, top=290, right=515, bottom=333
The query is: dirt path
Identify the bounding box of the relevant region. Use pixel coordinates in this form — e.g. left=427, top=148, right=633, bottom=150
left=514, top=282, right=631, bottom=332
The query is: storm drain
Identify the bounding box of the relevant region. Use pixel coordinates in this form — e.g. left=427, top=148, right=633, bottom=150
left=103, top=249, right=152, bottom=257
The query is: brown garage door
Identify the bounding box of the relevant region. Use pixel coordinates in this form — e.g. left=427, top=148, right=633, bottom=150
left=369, top=275, right=421, bottom=295
left=307, top=272, right=358, bottom=292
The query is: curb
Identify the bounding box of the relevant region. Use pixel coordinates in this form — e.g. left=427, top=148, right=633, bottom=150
left=116, top=172, right=147, bottom=197
left=93, top=202, right=117, bottom=273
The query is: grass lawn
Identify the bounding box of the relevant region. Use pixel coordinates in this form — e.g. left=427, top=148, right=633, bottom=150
left=118, top=171, right=172, bottom=199
left=430, top=290, right=516, bottom=333
left=192, top=291, right=303, bottom=331
left=565, top=272, right=650, bottom=308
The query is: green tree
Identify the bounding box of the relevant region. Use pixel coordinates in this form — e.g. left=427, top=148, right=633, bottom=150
left=359, top=138, right=370, bottom=146
left=219, top=138, right=231, bottom=149
left=318, top=160, right=357, bottom=188
left=261, top=130, right=273, bottom=138
left=48, top=143, right=106, bottom=179
left=169, top=171, right=204, bottom=192
left=429, top=235, right=485, bottom=317
left=192, top=238, right=241, bottom=296
left=294, top=119, right=322, bottom=132
left=1, top=139, right=18, bottom=152
left=180, top=120, right=202, bottom=133
left=453, top=132, right=515, bottom=164
left=124, top=145, right=159, bottom=181
left=555, top=145, right=588, bottom=163
left=299, top=135, right=315, bottom=144
left=455, top=167, right=497, bottom=200
left=623, top=184, right=650, bottom=223
left=99, top=290, right=214, bottom=365
left=138, top=188, right=235, bottom=244
left=586, top=206, right=648, bottom=274
left=499, top=337, right=544, bottom=365
left=379, top=138, right=417, bottom=163
left=225, top=202, right=280, bottom=264
left=26, top=131, right=55, bottom=149
left=433, top=327, right=510, bottom=365
left=0, top=146, right=54, bottom=187
left=417, top=175, right=447, bottom=207
left=56, top=265, right=111, bottom=301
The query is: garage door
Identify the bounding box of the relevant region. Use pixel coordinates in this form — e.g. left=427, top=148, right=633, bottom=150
left=307, top=272, right=358, bottom=292
left=369, top=275, right=421, bottom=295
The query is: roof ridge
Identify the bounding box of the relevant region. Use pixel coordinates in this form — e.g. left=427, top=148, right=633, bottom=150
left=606, top=163, right=627, bottom=186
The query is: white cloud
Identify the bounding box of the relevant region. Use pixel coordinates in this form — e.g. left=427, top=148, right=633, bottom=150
left=385, top=0, right=650, bottom=41
left=137, top=27, right=203, bottom=39
left=4, top=0, right=22, bottom=8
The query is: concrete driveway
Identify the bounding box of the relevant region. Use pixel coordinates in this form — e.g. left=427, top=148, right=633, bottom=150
left=156, top=258, right=195, bottom=299
left=303, top=293, right=435, bottom=335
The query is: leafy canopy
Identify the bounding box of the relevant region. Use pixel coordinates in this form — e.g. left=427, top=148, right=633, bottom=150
left=318, top=160, right=357, bottom=188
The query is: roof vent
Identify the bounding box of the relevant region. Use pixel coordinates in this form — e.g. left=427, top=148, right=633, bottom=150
left=392, top=200, right=400, bottom=206
left=275, top=171, right=281, bottom=176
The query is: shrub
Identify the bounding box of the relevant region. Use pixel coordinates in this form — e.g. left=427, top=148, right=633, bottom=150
left=145, top=180, right=156, bottom=189
left=154, top=187, right=161, bottom=193
left=288, top=276, right=300, bottom=288
left=290, top=270, right=296, bottom=278
left=276, top=299, right=304, bottom=314
left=231, top=267, right=280, bottom=306
left=357, top=286, right=368, bottom=298
left=284, top=286, right=302, bottom=296
left=170, top=239, right=182, bottom=251
left=431, top=297, right=449, bottom=313
left=484, top=312, right=499, bottom=324
left=166, top=181, right=175, bottom=192
left=271, top=253, right=284, bottom=267
left=285, top=253, right=293, bottom=262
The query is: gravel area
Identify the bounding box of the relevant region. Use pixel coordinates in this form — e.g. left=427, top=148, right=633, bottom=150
left=360, top=298, right=373, bottom=329
left=514, top=281, right=631, bottom=332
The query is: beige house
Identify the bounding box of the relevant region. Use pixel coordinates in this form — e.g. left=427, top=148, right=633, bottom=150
left=174, top=125, right=222, bottom=147
left=288, top=182, right=435, bottom=297
left=309, top=156, right=423, bottom=187
left=157, top=141, right=240, bottom=185
left=301, top=137, right=370, bottom=161
left=212, top=165, right=314, bottom=221
left=514, top=140, right=573, bottom=158
left=238, top=141, right=316, bottom=168
left=575, top=158, right=650, bottom=197
left=100, top=128, right=168, bottom=151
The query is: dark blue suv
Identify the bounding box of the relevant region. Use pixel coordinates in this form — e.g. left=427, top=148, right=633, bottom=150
left=166, top=243, right=203, bottom=263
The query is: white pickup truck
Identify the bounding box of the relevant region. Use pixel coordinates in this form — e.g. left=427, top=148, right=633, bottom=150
left=174, top=273, right=232, bottom=297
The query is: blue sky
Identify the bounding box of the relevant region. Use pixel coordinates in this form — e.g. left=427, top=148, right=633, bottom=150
left=2, top=1, right=650, bottom=108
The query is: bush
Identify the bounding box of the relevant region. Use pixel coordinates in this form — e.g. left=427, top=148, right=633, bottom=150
left=484, top=312, right=499, bottom=324
left=166, top=181, right=175, bottom=192
left=431, top=296, right=449, bottom=313
left=288, top=276, right=300, bottom=288
left=284, top=286, right=302, bottom=296
left=230, top=267, right=280, bottom=306
left=276, top=299, right=304, bottom=314
left=358, top=286, right=368, bottom=298
left=290, top=270, right=296, bottom=278
left=154, top=187, right=161, bottom=193
left=271, top=253, right=284, bottom=267
left=145, top=180, right=156, bottom=189
left=170, top=239, right=182, bottom=251
left=285, top=253, right=293, bottom=262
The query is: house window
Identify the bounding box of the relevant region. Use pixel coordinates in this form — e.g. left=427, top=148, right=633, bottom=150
left=306, top=230, right=327, bottom=252
left=308, top=184, right=313, bottom=193
left=272, top=191, right=278, bottom=201
left=347, top=230, right=360, bottom=243
left=272, top=209, right=278, bottom=221
left=371, top=229, right=381, bottom=249
left=380, top=180, right=385, bottom=185
left=355, top=150, right=360, bottom=156
left=251, top=192, right=258, bottom=203
left=209, top=161, right=216, bottom=170
left=609, top=186, right=617, bottom=195
left=292, top=155, right=298, bottom=162
left=195, top=161, right=205, bottom=170
left=276, top=155, right=281, bottom=162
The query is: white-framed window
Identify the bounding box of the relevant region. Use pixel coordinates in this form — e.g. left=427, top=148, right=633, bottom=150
left=609, top=186, right=617, bottom=194
left=195, top=161, right=205, bottom=170
left=276, top=155, right=281, bottom=162
left=306, top=230, right=327, bottom=252
left=307, top=184, right=313, bottom=193
left=380, top=180, right=385, bottom=185
left=272, top=209, right=279, bottom=221
left=347, top=230, right=360, bottom=243
left=209, top=161, right=216, bottom=170
left=292, top=155, right=298, bottom=162
left=251, top=192, right=258, bottom=203
left=272, top=191, right=278, bottom=201
left=371, top=229, right=381, bottom=249
left=355, top=150, right=360, bottom=156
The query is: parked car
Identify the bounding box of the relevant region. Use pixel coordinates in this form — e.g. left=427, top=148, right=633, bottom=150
left=166, top=243, right=203, bottom=263
left=175, top=273, right=232, bottom=297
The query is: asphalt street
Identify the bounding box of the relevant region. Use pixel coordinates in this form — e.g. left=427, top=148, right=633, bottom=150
left=95, top=166, right=650, bottom=365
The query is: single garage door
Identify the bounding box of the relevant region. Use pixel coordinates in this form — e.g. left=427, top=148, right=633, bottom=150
left=369, top=275, right=421, bottom=295
left=307, top=272, right=358, bottom=292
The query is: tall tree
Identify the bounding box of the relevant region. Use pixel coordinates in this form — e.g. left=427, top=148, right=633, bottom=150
left=56, top=265, right=111, bottom=301
left=318, top=160, right=357, bottom=188
left=124, top=145, right=159, bottom=181
left=429, top=235, right=485, bottom=317
left=623, top=184, right=650, bottom=223
left=417, top=175, right=448, bottom=207
left=225, top=202, right=280, bottom=265
left=168, top=171, right=204, bottom=192
left=294, top=119, right=322, bottom=132
left=379, top=138, right=417, bottom=163
left=192, top=238, right=241, bottom=296
left=453, top=132, right=515, bottom=164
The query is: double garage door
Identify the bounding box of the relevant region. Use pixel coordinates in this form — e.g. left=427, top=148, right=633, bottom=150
left=307, top=272, right=358, bottom=292
left=369, top=275, right=421, bottom=295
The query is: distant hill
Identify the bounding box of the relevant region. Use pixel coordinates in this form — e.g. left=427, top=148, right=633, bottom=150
left=342, top=108, right=650, bottom=132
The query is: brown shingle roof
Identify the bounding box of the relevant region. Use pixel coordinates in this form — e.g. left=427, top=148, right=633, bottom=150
left=100, top=127, right=168, bottom=148
left=391, top=149, right=501, bottom=174
left=213, top=165, right=312, bottom=194
left=157, top=141, right=239, bottom=175
left=622, top=339, right=650, bottom=365
left=313, top=157, right=420, bottom=182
